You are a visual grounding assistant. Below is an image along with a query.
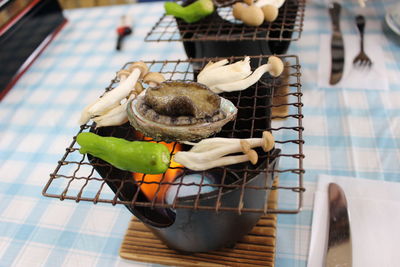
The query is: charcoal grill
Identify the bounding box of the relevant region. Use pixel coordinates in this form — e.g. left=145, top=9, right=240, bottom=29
left=42, top=55, right=305, bottom=252
left=145, top=0, right=306, bottom=58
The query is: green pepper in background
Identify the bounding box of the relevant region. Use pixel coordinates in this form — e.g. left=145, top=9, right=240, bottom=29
left=164, top=0, right=215, bottom=24
left=76, top=132, right=170, bottom=174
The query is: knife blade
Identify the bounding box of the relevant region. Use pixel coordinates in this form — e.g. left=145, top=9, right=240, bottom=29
left=325, top=183, right=352, bottom=267
left=329, top=3, right=345, bottom=85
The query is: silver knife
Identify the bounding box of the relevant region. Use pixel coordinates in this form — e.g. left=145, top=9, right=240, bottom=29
left=329, top=3, right=345, bottom=85
left=325, top=183, right=352, bottom=267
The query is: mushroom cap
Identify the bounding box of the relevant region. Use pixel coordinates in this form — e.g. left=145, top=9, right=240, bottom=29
left=240, top=139, right=251, bottom=153
left=143, top=72, right=166, bottom=85
left=240, top=5, right=264, bottom=27
left=262, top=4, right=279, bottom=22
left=267, top=56, right=284, bottom=77
left=128, top=61, right=149, bottom=79
left=134, top=82, right=144, bottom=94
left=247, top=149, right=258, bottom=165
left=261, top=131, right=275, bottom=152
left=243, top=0, right=254, bottom=5
left=116, top=69, right=131, bottom=80
left=232, top=2, right=246, bottom=20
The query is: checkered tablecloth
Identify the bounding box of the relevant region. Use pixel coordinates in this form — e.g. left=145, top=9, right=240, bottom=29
left=0, top=0, right=400, bottom=266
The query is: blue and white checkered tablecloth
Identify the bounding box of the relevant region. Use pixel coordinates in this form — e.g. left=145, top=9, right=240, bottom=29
left=1, top=0, right=400, bottom=266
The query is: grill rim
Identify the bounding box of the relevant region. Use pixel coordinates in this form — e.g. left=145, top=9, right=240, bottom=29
left=144, top=0, right=306, bottom=42
left=42, top=55, right=305, bottom=214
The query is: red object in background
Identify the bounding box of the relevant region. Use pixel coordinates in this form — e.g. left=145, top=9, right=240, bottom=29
left=115, top=15, right=132, bottom=51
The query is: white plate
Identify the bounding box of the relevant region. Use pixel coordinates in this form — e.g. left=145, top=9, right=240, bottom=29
left=386, top=12, right=400, bottom=36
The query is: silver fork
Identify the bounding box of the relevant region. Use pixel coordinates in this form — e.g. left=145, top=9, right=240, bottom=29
left=353, top=15, right=373, bottom=68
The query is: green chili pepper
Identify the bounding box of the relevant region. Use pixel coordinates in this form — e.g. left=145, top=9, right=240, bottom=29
left=76, top=132, right=170, bottom=174
left=164, top=0, right=214, bottom=24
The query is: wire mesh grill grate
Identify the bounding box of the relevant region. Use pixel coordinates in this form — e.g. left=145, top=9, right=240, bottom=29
left=42, top=55, right=305, bottom=214
left=145, top=0, right=305, bottom=42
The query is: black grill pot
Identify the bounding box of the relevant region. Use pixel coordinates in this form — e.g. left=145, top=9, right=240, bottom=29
left=145, top=150, right=280, bottom=252
left=90, top=139, right=280, bottom=252
left=177, top=0, right=299, bottom=60
left=89, top=81, right=278, bottom=252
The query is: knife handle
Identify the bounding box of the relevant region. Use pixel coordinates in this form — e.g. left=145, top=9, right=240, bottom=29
left=329, top=2, right=341, bottom=32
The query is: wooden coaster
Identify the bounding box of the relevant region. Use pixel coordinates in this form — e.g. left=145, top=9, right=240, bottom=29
left=271, top=63, right=290, bottom=119
left=120, top=179, right=279, bottom=267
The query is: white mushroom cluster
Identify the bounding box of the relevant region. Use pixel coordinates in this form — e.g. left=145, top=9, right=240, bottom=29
left=232, top=0, right=285, bottom=26
left=79, top=62, right=165, bottom=128
left=174, top=131, right=275, bottom=171
left=197, top=56, right=284, bottom=94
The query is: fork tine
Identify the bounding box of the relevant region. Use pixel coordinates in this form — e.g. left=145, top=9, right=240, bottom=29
left=361, top=59, right=368, bottom=67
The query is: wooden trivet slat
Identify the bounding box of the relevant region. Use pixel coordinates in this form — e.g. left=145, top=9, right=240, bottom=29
left=271, top=63, right=290, bottom=119
left=120, top=179, right=279, bottom=266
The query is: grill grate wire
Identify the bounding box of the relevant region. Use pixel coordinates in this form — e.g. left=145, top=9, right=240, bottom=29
left=42, top=55, right=305, bottom=214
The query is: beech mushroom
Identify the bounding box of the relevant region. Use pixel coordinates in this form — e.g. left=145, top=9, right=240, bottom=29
left=232, top=2, right=246, bottom=20
left=255, top=0, right=285, bottom=9
left=255, top=0, right=283, bottom=22
left=240, top=5, right=264, bottom=27
left=128, top=61, right=149, bottom=79
left=116, top=69, right=131, bottom=81
left=261, top=5, right=279, bottom=22
left=143, top=72, right=166, bottom=87
left=211, top=55, right=284, bottom=92
left=240, top=140, right=258, bottom=165
left=232, top=3, right=264, bottom=27
left=134, top=82, right=144, bottom=94
left=234, top=0, right=283, bottom=25
left=174, top=131, right=275, bottom=171
left=79, top=61, right=149, bottom=125
left=197, top=57, right=252, bottom=87
left=198, top=56, right=284, bottom=94
left=92, top=93, right=136, bottom=128
left=265, top=56, right=284, bottom=77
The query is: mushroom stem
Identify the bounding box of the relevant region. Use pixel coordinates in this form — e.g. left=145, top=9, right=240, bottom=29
left=197, top=57, right=252, bottom=87
left=210, top=56, right=283, bottom=93
left=79, top=62, right=149, bottom=125
left=92, top=93, right=135, bottom=128
left=198, top=56, right=283, bottom=94
left=87, top=68, right=141, bottom=117
left=210, top=63, right=269, bottom=92
left=174, top=131, right=274, bottom=171
left=174, top=154, right=252, bottom=171
left=240, top=140, right=258, bottom=165
left=78, top=97, right=120, bottom=125
left=183, top=131, right=274, bottom=153
left=92, top=106, right=128, bottom=128
left=201, top=59, right=229, bottom=72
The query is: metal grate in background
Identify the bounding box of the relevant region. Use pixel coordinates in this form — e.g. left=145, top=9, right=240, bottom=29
left=42, top=55, right=305, bottom=214
left=145, top=0, right=305, bottom=42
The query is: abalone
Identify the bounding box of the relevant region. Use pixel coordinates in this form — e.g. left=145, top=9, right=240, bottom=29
left=127, top=81, right=237, bottom=142
left=144, top=81, right=220, bottom=119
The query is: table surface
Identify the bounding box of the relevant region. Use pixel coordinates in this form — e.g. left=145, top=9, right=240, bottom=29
left=1, top=0, right=400, bottom=266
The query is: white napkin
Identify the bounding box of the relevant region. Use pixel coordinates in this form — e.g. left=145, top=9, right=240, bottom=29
left=318, top=34, right=389, bottom=90
left=307, top=174, right=400, bottom=267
